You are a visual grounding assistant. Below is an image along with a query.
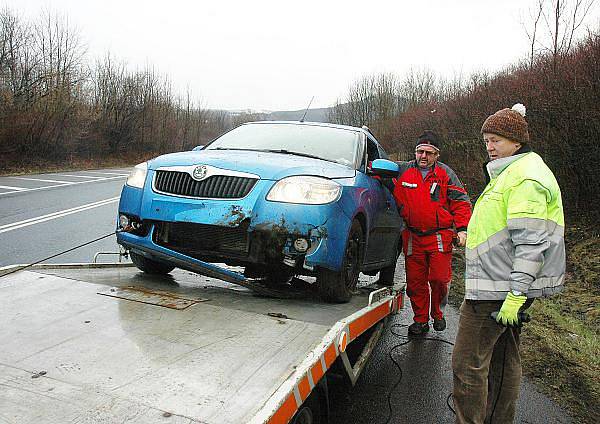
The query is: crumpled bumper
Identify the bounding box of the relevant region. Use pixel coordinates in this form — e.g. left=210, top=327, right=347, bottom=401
left=117, top=181, right=353, bottom=272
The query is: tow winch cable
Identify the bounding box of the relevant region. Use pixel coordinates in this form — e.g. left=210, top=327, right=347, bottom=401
left=383, top=322, right=456, bottom=424
left=0, top=231, right=117, bottom=278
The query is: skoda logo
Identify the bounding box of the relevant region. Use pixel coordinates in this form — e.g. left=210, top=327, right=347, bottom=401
left=192, top=165, right=208, bottom=181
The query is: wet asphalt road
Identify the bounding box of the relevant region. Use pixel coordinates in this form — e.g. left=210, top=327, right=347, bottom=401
left=0, top=169, right=130, bottom=266
left=328, top=297, right=573, bottom=423
left=0, top=168, right=573, bottom=423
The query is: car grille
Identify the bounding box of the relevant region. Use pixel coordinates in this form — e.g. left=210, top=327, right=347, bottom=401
left=154, top=222, right=249, bottom=256
left=154, top=170, right=257, bottom=199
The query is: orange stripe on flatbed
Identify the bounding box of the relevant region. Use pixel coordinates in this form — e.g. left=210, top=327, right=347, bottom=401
left=267, top=393, right=298, bottom=424
left=349, top=301, right=390, bottom=339
left=310, top=361, right=325, bottom=385
left=324, top=344, right=337, bottom=367
left=266, top=295, right=402, bottom=424
left=298, top=376, right=311, bottom=401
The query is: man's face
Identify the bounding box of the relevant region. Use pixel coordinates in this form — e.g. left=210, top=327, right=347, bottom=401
left=415, top=145, right=439, bottom=168
left=483, top=133, right=521, bottom=161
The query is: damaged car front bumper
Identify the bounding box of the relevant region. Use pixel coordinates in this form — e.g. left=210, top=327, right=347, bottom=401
left=116, top=179, right=354, bottom=275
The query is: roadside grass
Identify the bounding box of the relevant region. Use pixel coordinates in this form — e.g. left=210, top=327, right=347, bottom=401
left=449, top=219, right=600, bottom=423
left=0, top=155, right=153, bottom=176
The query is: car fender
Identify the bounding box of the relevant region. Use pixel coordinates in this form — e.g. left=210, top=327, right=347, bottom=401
left=118, top=185, right=144, bottom=220
left=334, top=181, right=373, bottom=236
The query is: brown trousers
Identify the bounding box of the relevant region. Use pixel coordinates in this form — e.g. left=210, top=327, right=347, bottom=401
left=452, top=300, right=524, bottom=424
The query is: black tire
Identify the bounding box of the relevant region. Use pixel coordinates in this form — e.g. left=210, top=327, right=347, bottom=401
left=130, top=252, right=175, bottom=275
left=290, top=390, right=322, bottom=424
left=377, top=241, right=401, bottom=286
left=317, top=220, right=363, bottom=303
left=243, top=264, right=263, bottom=279
left=244, top=264, right=292, bottom=286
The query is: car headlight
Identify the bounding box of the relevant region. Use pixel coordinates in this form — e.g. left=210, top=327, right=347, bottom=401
left=266, top=176, right=342, bottom=204
left=126, top=162, right=148, bottom=188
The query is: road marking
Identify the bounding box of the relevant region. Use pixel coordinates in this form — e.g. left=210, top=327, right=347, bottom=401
left=0, top=185, right=28, bottom=191
left=13, top=177, right=71, bottom=184
left=0, top=175, right=127, bottom=197
left=82, top=171, right=130, bottom=176
left=53, top=174, right=106, bottom=179
left=0, top=197, right=119, bottom=234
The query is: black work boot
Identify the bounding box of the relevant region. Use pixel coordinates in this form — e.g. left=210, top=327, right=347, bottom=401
left=408, top=321, right=430, bottom=336
left=433, top=317, right=447, bottom=331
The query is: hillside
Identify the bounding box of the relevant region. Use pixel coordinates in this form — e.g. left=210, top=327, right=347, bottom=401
left=227, top=107, right=333, bottom=123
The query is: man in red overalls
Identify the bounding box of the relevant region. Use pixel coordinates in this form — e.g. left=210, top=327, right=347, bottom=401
left=393, top=131, right=472, bottom=335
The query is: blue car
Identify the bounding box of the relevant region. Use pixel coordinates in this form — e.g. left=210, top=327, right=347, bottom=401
left=117, top=121, right=403, bottom=302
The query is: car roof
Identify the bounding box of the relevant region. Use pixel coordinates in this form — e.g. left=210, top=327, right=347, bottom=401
left=240, top=120, right=376, bottom=140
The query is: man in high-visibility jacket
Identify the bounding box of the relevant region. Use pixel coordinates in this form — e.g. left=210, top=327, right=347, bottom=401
left=392, top=131, right=472, bottom=335
left=452, top=104, right=565, bottom=424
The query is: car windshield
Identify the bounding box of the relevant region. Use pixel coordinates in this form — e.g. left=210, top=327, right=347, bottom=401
left=206, top=123, right=361, bottom=167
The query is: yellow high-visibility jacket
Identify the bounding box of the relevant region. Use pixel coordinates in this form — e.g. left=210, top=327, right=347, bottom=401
left=465, top=152, right=565, bottom=300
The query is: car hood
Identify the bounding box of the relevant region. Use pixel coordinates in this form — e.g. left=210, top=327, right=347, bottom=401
left=148, top=150, right=356, bottom=180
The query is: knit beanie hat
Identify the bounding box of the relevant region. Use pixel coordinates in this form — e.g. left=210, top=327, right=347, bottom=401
left=481, top=103, right=529, bottom=144
left=415, top=130, right=441, bottom=151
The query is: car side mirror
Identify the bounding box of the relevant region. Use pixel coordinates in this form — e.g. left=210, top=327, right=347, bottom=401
left=369, top=159, right=399, bottom=177
left=192, top=145, right=205, bottom=151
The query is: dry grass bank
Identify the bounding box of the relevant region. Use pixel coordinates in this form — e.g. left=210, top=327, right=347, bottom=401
left=0, top=155, right=154, bottom=176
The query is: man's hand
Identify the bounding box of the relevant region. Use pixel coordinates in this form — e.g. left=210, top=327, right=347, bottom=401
left=456, top=231, right=467, bottom=247
left=496, top=292, right=527, bottom=327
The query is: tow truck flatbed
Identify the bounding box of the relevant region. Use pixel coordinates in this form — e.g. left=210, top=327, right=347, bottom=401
left=0, top=264, right=404, bottom=424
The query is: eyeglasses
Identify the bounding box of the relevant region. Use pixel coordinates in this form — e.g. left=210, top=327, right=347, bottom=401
left=415, top=149, right=438, bottom=156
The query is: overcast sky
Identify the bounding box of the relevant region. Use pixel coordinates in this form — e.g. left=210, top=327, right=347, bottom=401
left=2, top=0, right=599, bottom=111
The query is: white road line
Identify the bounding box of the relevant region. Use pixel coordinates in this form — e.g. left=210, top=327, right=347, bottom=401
left=0, top=197, right=119, bottom=234
left=82, top=171, right=130, bottom=176
left=0, top=196, right=118, bottom=229
left=13, top=177, right=71, bottom=184
left=53, top=174, right=106, bottom=179
left=0, top=175, right=127, bottom=197
left=0, top=185, right=28, bottom=191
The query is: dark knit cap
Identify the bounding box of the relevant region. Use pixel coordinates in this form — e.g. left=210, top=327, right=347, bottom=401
left=415, top=130, right=441, bottom=151
left=481, top=103, right=530, bottom=144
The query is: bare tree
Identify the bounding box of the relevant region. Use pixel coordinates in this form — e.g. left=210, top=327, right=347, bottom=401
left=33, top=10, right=86, bottom=95
left=399, top=68, right=438, bottom=107
left=0, top=8, right=40, bottom=109
left=93, top=57, right=156, bottom=152
left=329, top=73, right=402, bottom=129
left=524, top=0, right=545, bottom=68
left=525, top=0, right=597, bottom=71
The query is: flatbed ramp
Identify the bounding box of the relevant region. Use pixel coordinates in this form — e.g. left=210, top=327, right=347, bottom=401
left=0, top=265, right=403, bottom=423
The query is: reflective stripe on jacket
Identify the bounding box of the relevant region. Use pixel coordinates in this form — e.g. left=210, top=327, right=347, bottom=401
left=465, top=152, right=565, bottom=300
left=393, top=161, right=472, bottom=234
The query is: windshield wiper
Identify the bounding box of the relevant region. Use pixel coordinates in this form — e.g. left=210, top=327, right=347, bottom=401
left=210, top=147, right=344, bottom=165
left=210, top=147, right=260, bottom=151
left=260, top=149, right=337, bottom=163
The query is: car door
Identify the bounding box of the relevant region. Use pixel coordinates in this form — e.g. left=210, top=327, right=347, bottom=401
left=363, top=138, right=402, bottom=265
left=376, top=143, right=403, bottom=258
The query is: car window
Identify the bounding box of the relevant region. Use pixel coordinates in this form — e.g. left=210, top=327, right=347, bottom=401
left=377, top=143, right=389, bottom=160
left=365, top=137, right=381, bottom=173
left=206, top=123, right=360, bottom=167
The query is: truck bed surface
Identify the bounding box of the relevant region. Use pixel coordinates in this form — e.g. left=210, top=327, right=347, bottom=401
left=0, top=266, right=379, bottom=423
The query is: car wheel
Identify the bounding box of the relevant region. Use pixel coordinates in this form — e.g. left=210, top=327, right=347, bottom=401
left=290, top=390, right=321, bottom=424
left=317, top=220, right=363, bottom=303
left=244, top=264, right=293, bottom=286
left=130, top=252, right=175, bottom=275
left=377, top=242, right=401, bottom=286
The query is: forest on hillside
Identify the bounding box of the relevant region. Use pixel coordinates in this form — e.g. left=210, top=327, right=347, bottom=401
left=0, top=7, right=237, bottom=171
left=328, top=0, right=599, bottom=219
